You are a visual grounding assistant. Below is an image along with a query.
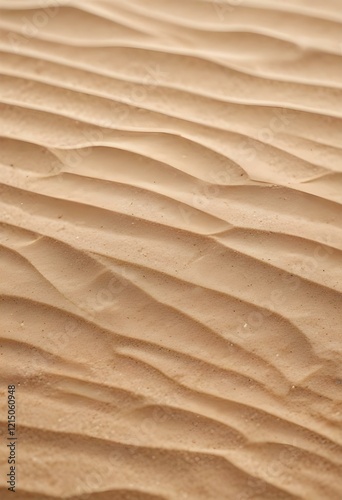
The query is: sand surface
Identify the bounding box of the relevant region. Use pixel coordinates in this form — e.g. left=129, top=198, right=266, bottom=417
left=0, top=1, right=342, bottom=499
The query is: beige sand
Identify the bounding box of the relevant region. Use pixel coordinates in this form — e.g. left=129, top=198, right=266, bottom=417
left=0, top=0, right=341, bottom=499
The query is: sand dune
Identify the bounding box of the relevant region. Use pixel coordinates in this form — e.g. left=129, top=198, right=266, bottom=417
left=0, top=1, right=341, bottom=499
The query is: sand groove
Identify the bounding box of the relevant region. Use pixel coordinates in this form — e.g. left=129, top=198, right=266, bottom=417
left=0, top=1, right=341, bottom=499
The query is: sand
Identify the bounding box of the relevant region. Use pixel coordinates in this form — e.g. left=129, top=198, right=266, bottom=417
left=0, top=0, right=341, bottom=499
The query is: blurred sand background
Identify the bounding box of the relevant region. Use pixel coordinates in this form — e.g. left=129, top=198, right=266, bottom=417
left=0, top=0, right=341, bottom=498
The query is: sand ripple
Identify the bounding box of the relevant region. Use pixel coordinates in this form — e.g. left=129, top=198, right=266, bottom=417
left=0, top=1, right=341, bottom=499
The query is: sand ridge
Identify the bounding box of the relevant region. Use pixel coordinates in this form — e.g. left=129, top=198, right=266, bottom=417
left=0, top=1, right=341, bottom=499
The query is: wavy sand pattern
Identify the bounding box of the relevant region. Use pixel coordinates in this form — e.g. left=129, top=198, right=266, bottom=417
left=0, top=1, right=341, bottom=499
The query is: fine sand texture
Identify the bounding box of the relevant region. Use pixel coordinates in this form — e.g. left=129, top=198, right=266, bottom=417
left=0, top=0, right=342, bottom=499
